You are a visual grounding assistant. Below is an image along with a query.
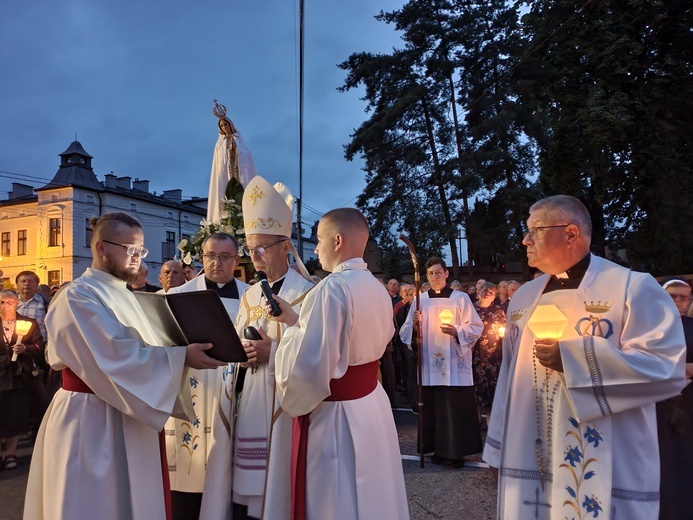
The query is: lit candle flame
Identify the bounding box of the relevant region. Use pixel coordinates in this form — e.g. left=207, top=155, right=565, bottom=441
left=526, top=304, right=568, bottom=339
left=439, top=309, right=454, bottom=325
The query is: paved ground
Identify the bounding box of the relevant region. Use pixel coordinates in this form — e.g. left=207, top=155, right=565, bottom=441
left=0, top=402, right=497, bottom=520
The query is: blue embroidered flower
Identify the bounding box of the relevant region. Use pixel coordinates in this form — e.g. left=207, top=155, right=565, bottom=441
left=584, top=471, right=596, bottom=480
left=569, top=417, right=579, bottom=429
left=182, top=431, right=192, bottom=444
left=584, top=426, right=603, bottom=448
left=192, top=418, right=201, bottom=428
left=189, top=376, right=199, bottom=388
left=193, top=443, right=198, bottom=451
left=583, top=495, right=603, bottom=517
left=566, top=486, right=576, bottom=498
left=222, top=365, right=232, bottom=380
left=564, top=446, right=583, bottom=467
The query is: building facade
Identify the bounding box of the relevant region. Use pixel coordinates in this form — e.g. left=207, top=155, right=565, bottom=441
left=0, top=140, right=207, bottom=287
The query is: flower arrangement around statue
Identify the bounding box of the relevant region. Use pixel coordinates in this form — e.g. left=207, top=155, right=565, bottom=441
left=177, top=177, right=247, bottom=264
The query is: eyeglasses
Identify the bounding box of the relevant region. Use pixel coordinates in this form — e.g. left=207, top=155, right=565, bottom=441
left=524, top=224, right=570, bottom=240
left=202, top=253, right=239, bottom=263
left=427, top=271, right=446, bottom=278
left=102, top=240, right=149, bottom=258
left=243, top=239, right=287, bottom=256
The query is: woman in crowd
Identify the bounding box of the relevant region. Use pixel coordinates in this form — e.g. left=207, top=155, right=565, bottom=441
left=472, top=282, right=506, bottom=427
left=0, top=290, right=44, bottom=470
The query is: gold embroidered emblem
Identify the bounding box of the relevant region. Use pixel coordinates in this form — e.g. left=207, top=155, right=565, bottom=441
left=244, top=218, right=282, bottom=230
left=250, top=305, right=269, bottom=321
left=247, top=186, right=263, bottom=206
left=583, top=301, right=612, bottom=314
left=510, top=309, right=527, bottom=322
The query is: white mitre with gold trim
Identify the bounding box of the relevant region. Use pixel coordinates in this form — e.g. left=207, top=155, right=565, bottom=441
left=242, top=175, right=311, bottom=279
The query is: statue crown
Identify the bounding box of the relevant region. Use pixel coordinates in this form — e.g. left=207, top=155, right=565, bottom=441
left=212, top=99, right=227, bottom=118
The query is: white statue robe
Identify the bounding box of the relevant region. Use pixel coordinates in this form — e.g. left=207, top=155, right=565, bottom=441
left=24, top=268, right=194, bottom=520
left=399, top=290, right=482, bottom=386
left=275, top=259, right=410, bottom=520
left=164, top=274, right=249, bottom=494
left=199, top=267, right=314, bottom=520
left=207, top=131, right=258, bottom=223
left=483, top=255, right=689, bottom=520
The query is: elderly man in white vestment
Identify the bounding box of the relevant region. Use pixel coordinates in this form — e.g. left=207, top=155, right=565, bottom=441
left=271, top=208, right=409, bottom=520
left=483, top=195, right=689, bottom=520
left=199, top=176, right=313, bottom=520
left=23, top=212, right=226, bottom=520
left=164, top=231, right=249, bottom=520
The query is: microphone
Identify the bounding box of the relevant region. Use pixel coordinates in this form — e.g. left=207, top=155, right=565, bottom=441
left=254, top=271, right=282, bottom=316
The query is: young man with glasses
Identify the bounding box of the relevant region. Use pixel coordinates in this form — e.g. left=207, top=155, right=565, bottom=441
left=483, top=195, right=687, bottom=520
left=164, top=232, right=249, bottom=520
left=399, top=257, right=484, bottom=468
left=24, top=212, right=225, bottom=520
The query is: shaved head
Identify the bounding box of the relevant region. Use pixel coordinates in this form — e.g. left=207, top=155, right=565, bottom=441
left=90, top=212, right=141, bottom=245
left=315, top=208, right=371, bottom=272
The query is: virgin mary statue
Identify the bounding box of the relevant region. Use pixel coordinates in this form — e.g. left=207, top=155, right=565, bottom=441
left=207, top=99, right=257, bottom=223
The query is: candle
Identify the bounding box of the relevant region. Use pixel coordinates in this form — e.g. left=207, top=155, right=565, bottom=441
left=438, top=309, right=454, bottom=325
left=526, top=305, right=568, bottom=340
left=11, top=320, right=32, bottom=362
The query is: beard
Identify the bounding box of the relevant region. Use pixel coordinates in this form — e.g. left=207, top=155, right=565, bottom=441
left=104, top=255, right=140, bottom=285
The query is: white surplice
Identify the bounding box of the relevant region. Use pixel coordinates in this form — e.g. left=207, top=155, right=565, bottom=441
left=207, top=131, right=258, bottom=223
left=199, top=267, right=314, bottom=520
left=275, top=259, right=409, bottom=520
left=399, top=290, right=482, bottom=386
left=164, top=275, right=249, bottom=494
left=483, top=255, right=689, bottom=519
left=24, top=268, right=194, bottom=520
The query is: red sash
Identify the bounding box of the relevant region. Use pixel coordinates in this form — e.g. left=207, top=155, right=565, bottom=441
left=290, top=360, right=379, bottom=520
left=62, top=367, right=173, bottom=520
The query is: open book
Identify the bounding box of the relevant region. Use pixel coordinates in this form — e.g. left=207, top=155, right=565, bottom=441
left=133, top=290, right=247, bottom=363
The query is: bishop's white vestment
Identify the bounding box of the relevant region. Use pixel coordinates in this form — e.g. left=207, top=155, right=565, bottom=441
left=483, top=255, right=688, bottom=519
left=199, top=267, right=314, bottom=520
left=275, top=259, right=409, bottom=520
left=164, top=275, right=249, bottom=495
left=24, top=268, right=194, bottom=520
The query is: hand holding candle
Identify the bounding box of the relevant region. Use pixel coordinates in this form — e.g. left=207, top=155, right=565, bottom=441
left=11, top=320, right=32, bottom=362
left=527, top=305, right=568, bottom=372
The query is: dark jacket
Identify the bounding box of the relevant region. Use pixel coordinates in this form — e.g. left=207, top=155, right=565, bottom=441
left=0, top=314, right=44, bottom=392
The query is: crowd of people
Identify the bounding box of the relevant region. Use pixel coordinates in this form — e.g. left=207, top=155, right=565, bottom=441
left=0, top=192, right=690, bottom=520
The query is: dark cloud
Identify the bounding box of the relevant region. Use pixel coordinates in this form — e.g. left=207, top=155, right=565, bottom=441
left=1, top=0, right=403, bottom=221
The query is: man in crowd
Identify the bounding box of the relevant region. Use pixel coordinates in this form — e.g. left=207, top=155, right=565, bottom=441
left=387, top=278, right=402, bottom=307
left=24, top=213, right=225, bottom=520
left=128, top=261, right=161, bottom=292
left=158, top=260, right=186, bottom=293
left=182, top=261, right=197, bottom=281
left=663, top=279, right=692, bottom=316
left=16, top=271, right=47, bottom=342
left=400, top=257, right=483, bottom=466
left=164, top=232, right=249, bottom=520
left=272, top=208, right=409, bottom=519
left=394, top=283, right=417, bottom=405
left=199, top=176, right=314, bottom=520
left=484, top=195, right=688, bottom=519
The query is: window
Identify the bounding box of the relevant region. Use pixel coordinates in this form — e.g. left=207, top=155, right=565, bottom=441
left=85, top=219, right=93, bottom=247
left=1, top=232, right=9, bottom=257
left=162, top=231, right=176, bottom=260
left=86, top=194, right=95, bottom=204
left=130, top=203, right=137, bottom=211
left=48, top=270, right=61, bottom=286
left=167, top=211, right=174, bottom=220
left=183, top=215, right=189, bottom=223
left=17, top=230, right=27, bottom=255
left=49, top=218, right=61, bottom=247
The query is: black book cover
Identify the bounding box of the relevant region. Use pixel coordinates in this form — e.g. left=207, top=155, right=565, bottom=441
left=133, top=290, right=247, bottom=363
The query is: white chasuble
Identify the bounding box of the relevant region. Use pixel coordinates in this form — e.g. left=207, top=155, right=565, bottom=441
left=399, top=290, right=483, bottom=386
left=483, top=255, right=688, bottom=520
left=164, top=275, right=248, bottom=494
left=199, top=267, right=314, bottom=520
left=24, top=268, right=193, bottom=520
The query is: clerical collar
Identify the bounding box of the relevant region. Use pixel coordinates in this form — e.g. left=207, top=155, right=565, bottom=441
left=270, top=273, right=287, bottom=294
left=205, top=277, right=239, bottom=299
left=428, top=287, right=453, bottom=299
left=543, top=254, right=591, bottom=293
